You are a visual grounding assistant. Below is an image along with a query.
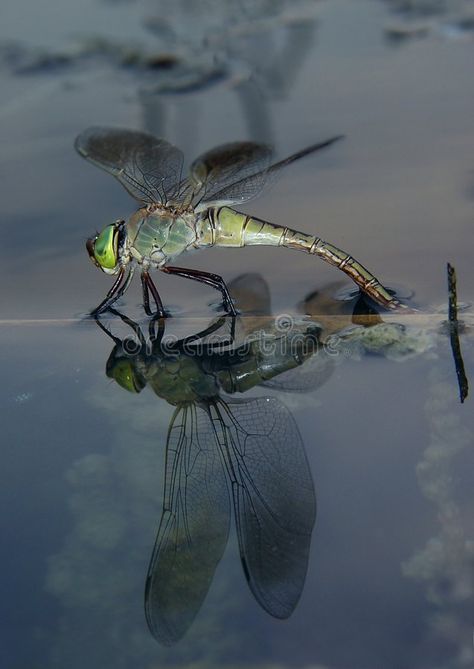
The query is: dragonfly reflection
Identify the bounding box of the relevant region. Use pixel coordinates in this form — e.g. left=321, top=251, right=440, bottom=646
left=95, top=274, right=338, bottom=645
left=95, top=268, right=467, bottom=645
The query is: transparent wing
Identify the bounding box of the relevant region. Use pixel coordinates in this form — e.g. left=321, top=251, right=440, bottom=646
left=227, top=273, right=273, bottom=336
left=145, top=403, right=231, bottom=645
left=195, top=135, right=344, bottom=211
left=261, top=348, right=335, bottom=393
left=228, top=272, right=272, bottom=316
left=75, top=126, right=184, bottom=205
left=186, top=141, right=272, bottom=209
left=212, top=397, right=316, bottom=618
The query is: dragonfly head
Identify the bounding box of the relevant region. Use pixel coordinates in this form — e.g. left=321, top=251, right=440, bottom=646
left=86, top=220, right=126, bottom=275
left=106, top=354, right=146, bottom=393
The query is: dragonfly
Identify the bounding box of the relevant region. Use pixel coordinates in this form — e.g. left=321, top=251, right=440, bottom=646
left=97, top=274, right=323, bottom=644
left=75, top=126, right=407, bottom=317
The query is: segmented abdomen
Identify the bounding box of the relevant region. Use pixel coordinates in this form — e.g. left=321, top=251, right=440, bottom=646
left=196, top=206, right=406, bottom=311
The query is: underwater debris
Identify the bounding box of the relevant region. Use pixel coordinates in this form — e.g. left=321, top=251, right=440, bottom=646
left=447, top=263, right=469, bottom=404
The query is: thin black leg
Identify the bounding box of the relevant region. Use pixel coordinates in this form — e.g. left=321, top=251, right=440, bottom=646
left=149, top=316, right=166, bottom=348
left=142, top=270, right=166, bottom=318
left=162, top=266, right=237, bottom=316
left=94, top=314, right=121, bottom=344
left=145, top=271, right=166, bottom=317
left=175, top=315, right=237, bottom=350
left=91, top=267, right=135, bottom=316
left=141, top=271, right=152, bottom=316
left=108, top=307, right=147, bottom=347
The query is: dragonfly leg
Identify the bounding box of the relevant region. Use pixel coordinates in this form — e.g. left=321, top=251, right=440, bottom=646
left=175, top=315, right=237, bottom=350
left=141, top=270, right=166, bottom=318
left=109, top=307, right=148, bottom=347
left=149, top=316, right=166, bottom=348
left=141, top=271, right=153, bottom=316
left=162, top=266, right=238, bottom=316
left=91, top=266, right=135, bottom=315
left=93, top=314, right=121, bottom=344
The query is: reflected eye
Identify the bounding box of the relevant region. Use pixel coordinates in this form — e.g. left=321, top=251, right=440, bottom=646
left=107, top=359, right=145, bottom=393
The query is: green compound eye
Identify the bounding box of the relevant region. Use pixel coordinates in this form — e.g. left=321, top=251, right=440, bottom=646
left=93, top=224, right=119, bottom=270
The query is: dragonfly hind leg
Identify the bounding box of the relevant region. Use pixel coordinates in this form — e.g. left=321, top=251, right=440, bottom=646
left=162, top=266, right=238, bottom=316
left=141, top=270, right=166, bottom=318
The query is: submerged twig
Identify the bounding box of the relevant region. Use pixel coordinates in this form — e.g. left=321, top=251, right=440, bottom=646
left=447, top=263, right=468, bottom=403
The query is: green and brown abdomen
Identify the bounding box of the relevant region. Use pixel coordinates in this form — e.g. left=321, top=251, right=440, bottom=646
left=197, top=206, right=406, bottom=311
left=127, top=208, right=197, bottom=266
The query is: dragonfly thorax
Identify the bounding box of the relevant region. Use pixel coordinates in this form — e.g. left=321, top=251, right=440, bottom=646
left=126, top=207, right=198, bottom=267
left=144, top=355, right=218, bottom=405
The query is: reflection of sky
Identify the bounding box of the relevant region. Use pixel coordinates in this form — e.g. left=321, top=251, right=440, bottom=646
left=0, top=0, right=473, bottom=667
left=402, top=368, right=474, bottom=668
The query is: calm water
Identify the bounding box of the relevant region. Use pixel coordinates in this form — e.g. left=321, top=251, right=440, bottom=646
left=1, top=1, right=473, bottom=668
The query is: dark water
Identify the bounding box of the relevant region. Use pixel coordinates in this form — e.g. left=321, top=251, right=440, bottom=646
left=1, top=1, right=473, bottom=668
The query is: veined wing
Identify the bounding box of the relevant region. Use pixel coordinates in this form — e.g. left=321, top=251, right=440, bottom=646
left=261, top=347, right=335, bottom=393
left=145, top=403, right=230, bottom=645
left=75, top=126, right=184, bottom=205
left=227, top=273, right=273, bottom=336
left=211, top=396, right=316, bottom=618
left=184, top=141, right=272, bottom=210
left=194, top=134, right=344, bottom=212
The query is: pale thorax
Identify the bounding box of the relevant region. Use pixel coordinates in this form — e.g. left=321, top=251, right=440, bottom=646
left=125, top=205, right=199, bottom=267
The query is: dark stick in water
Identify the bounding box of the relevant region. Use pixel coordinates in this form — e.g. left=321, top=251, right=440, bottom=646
left=447, top=263, right=468, bottom=403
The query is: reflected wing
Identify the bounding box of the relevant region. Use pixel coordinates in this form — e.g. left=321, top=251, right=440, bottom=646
left=195, top=135, right=343, bottom=211
left=262, top=348, right=335, bottom=393
left=75, top=126, right=184, bottom=205
left=187, top=141, right=272, bottom=209
left=212, top=397, right=316, bottom=618
left=145, top=403, right=230, bottom=645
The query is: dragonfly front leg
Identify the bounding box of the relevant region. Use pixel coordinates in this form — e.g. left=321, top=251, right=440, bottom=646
left=141, top=270, right=166, bottom=318
left=91, top=266, right=135, bottom=316
left=162, top=266, right=238, bottom=316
